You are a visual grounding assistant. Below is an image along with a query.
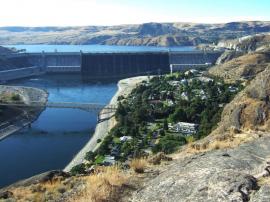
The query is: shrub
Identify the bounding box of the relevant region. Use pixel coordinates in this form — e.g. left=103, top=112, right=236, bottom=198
left=85, top=151, right=96, bottom=162
left=96, top=139, right=101, bottom=143
left=70, top=164, right=86, bottom=175
left=152, top=135, right=187, bottom=154
left=129, top=158, right=147, bottom=173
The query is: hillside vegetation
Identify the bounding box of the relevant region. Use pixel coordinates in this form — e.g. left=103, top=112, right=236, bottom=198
left=0, top=21, right=270, bottom=46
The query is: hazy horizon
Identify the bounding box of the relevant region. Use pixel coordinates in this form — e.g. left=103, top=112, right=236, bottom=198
left=0, top=0, right=269, bottom=27
left=1, top=20, right=270, bottom=28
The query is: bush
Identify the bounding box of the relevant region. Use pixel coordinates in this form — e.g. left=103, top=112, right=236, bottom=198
left=70, top=164, right=86, bottom=175
left=152, top=135, right=187, bottom=154
left=129, top=158, right=147, bottom=173
left=97, top=139, right=101, bottom=143
left=85, top=151, right=96, bottom=162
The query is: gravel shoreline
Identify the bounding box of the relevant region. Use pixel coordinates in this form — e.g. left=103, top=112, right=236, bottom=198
left=64, top=76, right=149, bottom=171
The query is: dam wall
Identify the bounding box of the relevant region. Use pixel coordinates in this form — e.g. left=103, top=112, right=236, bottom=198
left=169, top=51, right=223, bottom=72
left=169, top=51, right=222, bottom=64
left=0, top=50, right=223, bottom=81
left=81, top=52, right=170, bottom=79
left=27, top=52, right=81, bottom=72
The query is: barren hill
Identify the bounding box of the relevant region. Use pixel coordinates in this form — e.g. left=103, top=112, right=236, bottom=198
left=209, top=52, right=270, bottom=83
left=0, top=21, right=270, bottom=46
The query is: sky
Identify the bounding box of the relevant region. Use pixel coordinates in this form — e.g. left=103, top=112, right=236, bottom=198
left=0, top=0, right=269, bottom=26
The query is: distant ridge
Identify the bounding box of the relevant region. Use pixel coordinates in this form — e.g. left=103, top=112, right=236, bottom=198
left=0, top=21, right=269, bottom=46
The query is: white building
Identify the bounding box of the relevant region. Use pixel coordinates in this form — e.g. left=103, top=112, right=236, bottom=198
left=120, top=136, right=133, bottom=142
left=103, top=155, right=116, bottom=165
left=172, top=122, right=199, bottom=135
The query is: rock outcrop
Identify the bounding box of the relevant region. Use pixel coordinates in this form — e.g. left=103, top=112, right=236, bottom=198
left=131, top=136, right=270, bottom=202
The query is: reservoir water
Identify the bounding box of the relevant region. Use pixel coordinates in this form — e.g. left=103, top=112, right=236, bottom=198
left=3, top=44, right=196, bottom=53
left=0, top=74, right=117, bottom=188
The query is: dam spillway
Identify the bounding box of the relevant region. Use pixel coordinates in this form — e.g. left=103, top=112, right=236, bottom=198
left=0, top=50, right=223, bottom=82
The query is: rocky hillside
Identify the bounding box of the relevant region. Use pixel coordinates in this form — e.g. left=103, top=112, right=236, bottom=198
left=209, top=52, right=270, bottom=83
left=217, top=33, right=270, bottom=52
left=0, top=21, right=270, bottom=46
left=130, top=60, right=270, bottom=202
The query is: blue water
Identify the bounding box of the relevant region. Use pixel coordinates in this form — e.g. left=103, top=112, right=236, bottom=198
left=3, top=44, right=196, bottom=53
left=0, top=74, right=117, bottom=188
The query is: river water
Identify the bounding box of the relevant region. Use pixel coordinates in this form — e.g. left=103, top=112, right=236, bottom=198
left=0, top=45, right=195, bottom=188
left=0, top=74, right=117, bottom=188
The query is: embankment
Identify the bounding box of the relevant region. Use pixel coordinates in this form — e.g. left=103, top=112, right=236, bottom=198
left=64, top=76, right=149, bottom=171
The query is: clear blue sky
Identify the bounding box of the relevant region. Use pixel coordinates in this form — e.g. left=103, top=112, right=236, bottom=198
left=0, top=0, right=269, bottom=26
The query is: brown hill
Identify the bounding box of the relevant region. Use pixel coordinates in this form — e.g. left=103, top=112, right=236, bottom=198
left=0, top=21, right=270, bottom=46
left=209, top=52, right=270, bottom=83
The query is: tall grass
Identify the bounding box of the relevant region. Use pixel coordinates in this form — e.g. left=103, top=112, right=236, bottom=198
left=129, top=158, right=148, bottom=173
left=71, top=166, right=127, bottom=202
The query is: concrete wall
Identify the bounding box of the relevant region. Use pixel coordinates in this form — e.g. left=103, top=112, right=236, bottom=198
left=81, top=52, right=170, bottom=79
left=169, top=51, right=222, bottom=65
left=27, top=52, right=81, bottom=73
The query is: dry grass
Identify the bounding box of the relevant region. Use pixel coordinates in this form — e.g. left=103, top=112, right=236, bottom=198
left=185, top=132, right=256, bottom=155
left=6, top=176, right=73, bottom=202
left=129, top=158, right=148, bottom=174
left=71, top=166, right=128, bottom=202
left=258, top=176, right=270, bottom=186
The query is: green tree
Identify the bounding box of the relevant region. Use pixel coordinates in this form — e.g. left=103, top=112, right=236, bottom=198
left=70, top=164, right=86, bottom=175
left=85, top=151, right=96, bottom=162
left=163, top=119, right=168, bottom=131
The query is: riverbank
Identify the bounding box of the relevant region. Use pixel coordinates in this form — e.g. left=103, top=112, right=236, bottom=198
left=0, top=85, right=48, bottom=141
left=64, top=76, right=149, bottom=171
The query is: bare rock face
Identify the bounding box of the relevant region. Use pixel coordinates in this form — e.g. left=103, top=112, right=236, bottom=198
left=131, top=136, right=270, bottom=202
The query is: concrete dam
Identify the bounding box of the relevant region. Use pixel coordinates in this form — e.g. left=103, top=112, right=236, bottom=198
left=0, top=50, right=223, bottom=82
